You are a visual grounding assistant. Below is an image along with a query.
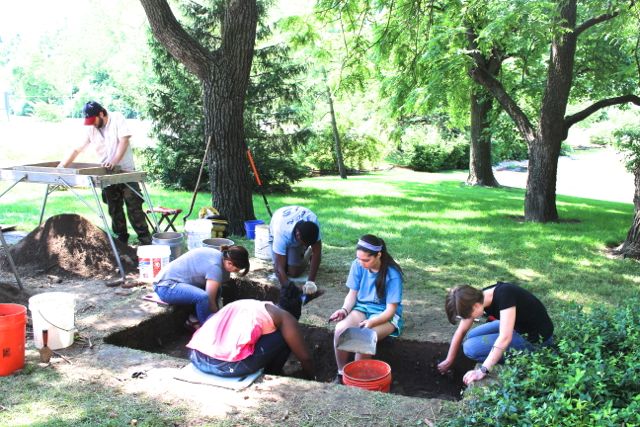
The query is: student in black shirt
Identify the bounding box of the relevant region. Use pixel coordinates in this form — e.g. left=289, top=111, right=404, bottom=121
left=437, top=282, right=554, bottom=385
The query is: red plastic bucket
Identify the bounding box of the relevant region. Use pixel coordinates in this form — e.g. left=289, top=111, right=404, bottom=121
left=0, top=303, right=27, bottom=376
left=343, top=359, right=392, bottom=393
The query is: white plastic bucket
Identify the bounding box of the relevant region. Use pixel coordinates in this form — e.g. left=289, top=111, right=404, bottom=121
left=137, top=245, right=171, bottom=283
left=185, top=219, right=212, bottom=251
left=29, top=292, right=76, bottom=350
left=254, top=224, right=272, bottom=260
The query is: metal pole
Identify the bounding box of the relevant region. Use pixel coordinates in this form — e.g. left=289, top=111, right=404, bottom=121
left=39, top=184, right=51, bottom=226
left=136, top=181, right=159, bottom=231
left=0, top=228, right=22, bottom=289
left=89, top=180, right=126, bottom=282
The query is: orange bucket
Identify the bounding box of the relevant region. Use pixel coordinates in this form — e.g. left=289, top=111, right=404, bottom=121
left=0, top=303, right=27, bottom=376
left=342, top=359, right=392, bottom=393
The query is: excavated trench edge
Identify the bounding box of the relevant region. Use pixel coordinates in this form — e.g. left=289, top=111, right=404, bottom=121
left=105, top=280, right=473, bottom=400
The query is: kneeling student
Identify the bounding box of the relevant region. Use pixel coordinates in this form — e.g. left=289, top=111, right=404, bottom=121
left=438, top=282, right=554, bottom=385
left=187, top=284, right=314, bottom=379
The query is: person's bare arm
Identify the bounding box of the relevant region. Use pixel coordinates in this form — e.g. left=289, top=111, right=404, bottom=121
left=329, top=289, right=358, bottom=322
left=438, top=318, right=474, bottom=374
left=104, top=136, right=130, bottom=170
left=204, top=279, right=221, bottom=314
left=307, top=240, right=322, bottom=282
left=463, top=307, right=515, bottom=385
left=58, top=140, right=90, bottom=168
left=274, top=253, right=289, bottom=287
left=267, top=304, right=314, bottom=378
left=359, top=302, right=397, bottom=329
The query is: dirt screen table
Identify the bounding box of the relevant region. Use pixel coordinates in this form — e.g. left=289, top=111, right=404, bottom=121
left=0, top=162, right=159, bottom=282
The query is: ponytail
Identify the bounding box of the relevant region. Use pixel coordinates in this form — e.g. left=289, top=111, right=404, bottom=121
left=221, top=245, right=250, bottom=276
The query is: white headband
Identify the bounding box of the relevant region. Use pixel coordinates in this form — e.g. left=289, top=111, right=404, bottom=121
left=357, top=239, right=382, bottom=252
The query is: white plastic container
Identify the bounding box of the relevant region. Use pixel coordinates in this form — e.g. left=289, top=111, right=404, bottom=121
left=137, top=244, right=171, bottom=283
left=185, top=219, right=212, bottom=250
left=29, top=292, right=76, bottom=350
left=254, top=224, right=272, bottom=260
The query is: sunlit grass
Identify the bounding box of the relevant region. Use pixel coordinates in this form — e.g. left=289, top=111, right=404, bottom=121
left=2, top=169, right=638, bottom=313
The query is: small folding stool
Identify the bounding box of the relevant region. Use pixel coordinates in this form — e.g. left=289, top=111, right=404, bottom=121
left=146, top=206, right=183, bottom=232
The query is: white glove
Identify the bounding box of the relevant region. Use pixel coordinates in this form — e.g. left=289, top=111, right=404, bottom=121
left=303, top=281, right=317, bottom=295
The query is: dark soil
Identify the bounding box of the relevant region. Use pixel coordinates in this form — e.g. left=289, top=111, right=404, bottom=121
left=221, top=278, right=281, bottom=306
left=0, top=282, right=32, bottom=306
left=2, top=214, right=137, bottom=278
left=105, top=279, right=473, bottom=400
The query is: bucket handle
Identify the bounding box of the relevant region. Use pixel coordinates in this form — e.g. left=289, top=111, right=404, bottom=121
left=37, top=309, right=77, bottom=333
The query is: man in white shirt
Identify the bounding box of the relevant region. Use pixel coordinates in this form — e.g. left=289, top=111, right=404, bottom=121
left=269, top=205, right=322, bottom=294
left=58, top=101, right=151, bottom=245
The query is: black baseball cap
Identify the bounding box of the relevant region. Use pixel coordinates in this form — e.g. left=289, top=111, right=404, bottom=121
left=83, top=101, right=104, bottom=125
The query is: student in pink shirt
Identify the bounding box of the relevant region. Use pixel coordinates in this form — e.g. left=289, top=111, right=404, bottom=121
left=187, top=284, right=314, bottom=378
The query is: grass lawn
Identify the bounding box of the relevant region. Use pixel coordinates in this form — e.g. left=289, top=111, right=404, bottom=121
left=2, top=167, right=637, bottom=312
left=2, top=168, right=639, bottom=425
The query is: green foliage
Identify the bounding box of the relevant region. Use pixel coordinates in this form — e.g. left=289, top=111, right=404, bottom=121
left=298, top=125, right=382, bottom=172
left=31, top=102, right=64, bottom=122
left=409, top=140, right=469, bottom=172
left=142, top=1, right=309, bottom=192
left=443, top=303, right=640, bottom=426
left=3, top=0, right=151, bottom=118
left=614, top=124, right=640, bottom=173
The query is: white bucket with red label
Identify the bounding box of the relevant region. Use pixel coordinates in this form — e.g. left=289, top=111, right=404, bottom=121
left=137, top=245, right=171, bottom=283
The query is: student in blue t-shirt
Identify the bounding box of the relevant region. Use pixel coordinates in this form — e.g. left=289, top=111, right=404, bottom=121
left=329, top=234, right=404, bottom=383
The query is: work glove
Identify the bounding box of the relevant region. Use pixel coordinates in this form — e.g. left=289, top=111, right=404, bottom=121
left=303, top=280, right=317, bottom=295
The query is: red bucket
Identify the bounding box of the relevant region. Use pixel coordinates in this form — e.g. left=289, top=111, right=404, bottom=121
left=343, top=359, right=392, bottom=393
left=0, top=303, right=27, bottom=376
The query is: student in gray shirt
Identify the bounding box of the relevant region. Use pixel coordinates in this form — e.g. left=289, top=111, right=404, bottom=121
left=153, top=245, right=250, bottom=327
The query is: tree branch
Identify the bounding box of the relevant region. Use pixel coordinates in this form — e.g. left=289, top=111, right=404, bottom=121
left=574, top=11, right=619, bottom=37
left=469, top=66, right=536, bottom=144
left=565, top=94, right=640, bottom=129
left=140, top=0, right=213, bottom=79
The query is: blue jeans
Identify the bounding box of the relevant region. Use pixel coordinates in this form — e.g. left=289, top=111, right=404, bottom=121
left=463, top=320, right=552, bottom=362
left=154, top=281, right=212, bottom=324
left=189, top=330, right=291, bottom=377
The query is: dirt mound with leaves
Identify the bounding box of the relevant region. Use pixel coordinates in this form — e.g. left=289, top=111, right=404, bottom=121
left=4, top=214, right=137, bottom=278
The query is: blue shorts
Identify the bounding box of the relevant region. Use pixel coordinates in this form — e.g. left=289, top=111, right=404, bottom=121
left=353, top=302, right=403, bottom=337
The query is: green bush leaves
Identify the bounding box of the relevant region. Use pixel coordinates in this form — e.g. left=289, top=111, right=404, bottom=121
left=444, top=303, right=640, bottom=426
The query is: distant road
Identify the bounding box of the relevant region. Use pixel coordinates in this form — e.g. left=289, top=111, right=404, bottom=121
left=494, top=147, right=634, bottom=205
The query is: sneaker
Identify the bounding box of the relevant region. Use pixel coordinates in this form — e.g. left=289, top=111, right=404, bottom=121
left=332, top=374, right=343, bottom=385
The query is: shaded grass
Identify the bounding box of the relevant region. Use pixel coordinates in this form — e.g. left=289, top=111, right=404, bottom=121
left=1, top=169, right=637, bottom=312
left=0, top=364, right=186, bottom=426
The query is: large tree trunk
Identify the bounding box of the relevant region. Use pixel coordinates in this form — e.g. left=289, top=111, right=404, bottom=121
left=140, top=0, right=258, bottom=234
left=204, top=79, right=255, bottom=233
left=467, top=91, right=498, bottom=186
left=524, top=0, right=577, bottom=222
left=524, top=134, right=561, bottom=221
left=465, top=25, right=501, bottom=187
left=616, top=170, right=640, bottom=257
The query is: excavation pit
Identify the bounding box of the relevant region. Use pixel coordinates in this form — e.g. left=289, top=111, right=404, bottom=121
left=105, top=279, right=473, bottom=400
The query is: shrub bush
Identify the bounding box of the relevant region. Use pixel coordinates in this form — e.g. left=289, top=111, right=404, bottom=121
left=442, top=302, right=640, bottom=426
left=409, top=140, right=469, bottom=172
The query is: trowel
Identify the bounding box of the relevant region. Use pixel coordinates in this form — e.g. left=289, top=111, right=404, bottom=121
left=336, top=327, right=378, bottom=355
left=39, top=329, right=53, bottom=363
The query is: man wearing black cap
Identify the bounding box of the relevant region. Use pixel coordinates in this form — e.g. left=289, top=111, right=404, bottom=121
left=269, top=205, right=322, bottom=293
left=58, top=101, right=152, bottom=245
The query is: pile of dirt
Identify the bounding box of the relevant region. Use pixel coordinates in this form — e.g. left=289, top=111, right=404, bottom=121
left=0, top=283, right=31, bottom=306
left=3, top=214, right=137, bottom=278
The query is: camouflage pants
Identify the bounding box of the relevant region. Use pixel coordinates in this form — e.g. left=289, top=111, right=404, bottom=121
left=102, top=182, right=151, bottom=245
